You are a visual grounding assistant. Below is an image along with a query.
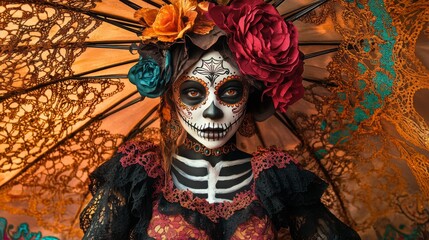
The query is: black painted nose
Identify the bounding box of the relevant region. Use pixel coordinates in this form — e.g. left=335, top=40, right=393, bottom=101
left=203, top=102, right=224, bottom=119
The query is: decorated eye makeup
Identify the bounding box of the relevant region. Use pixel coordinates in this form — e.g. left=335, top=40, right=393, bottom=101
left=180, top=80, right=207, bottom=105
left=215, top=75, right=248, bottom=106
left=217, top=81, right=243, bottom=104
left=173, top=76, right=209, bottom=112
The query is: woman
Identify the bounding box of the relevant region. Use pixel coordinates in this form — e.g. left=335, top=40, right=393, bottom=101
left=80, top=0, right=361, bottom=239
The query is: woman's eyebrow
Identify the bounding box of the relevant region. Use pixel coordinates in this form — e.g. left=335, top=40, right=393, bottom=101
left=176, top=75, right=209, bottom=88
left=214, top=75, right=242, bottom=87
left=181, top=79, right=206, bottom=87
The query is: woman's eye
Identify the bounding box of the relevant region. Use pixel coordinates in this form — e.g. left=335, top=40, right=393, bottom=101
left=187, top=90, right=201, bottom=98
left=216, top=80, right=244, bottom=104
left=223, top=89, right=237, bottom=97
left=179, top=80, right=206, bottom=105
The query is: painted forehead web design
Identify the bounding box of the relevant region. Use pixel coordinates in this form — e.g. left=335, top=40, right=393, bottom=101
left=192, top=57, right=230, bottom=84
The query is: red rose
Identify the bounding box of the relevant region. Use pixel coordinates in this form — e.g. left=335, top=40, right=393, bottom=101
left=209, top=0, right=304, bottom=112
left=264, top=61, right=304, bottom=112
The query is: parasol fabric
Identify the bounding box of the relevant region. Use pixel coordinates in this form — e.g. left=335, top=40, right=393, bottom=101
left=0, top=0, right=428, bottom=239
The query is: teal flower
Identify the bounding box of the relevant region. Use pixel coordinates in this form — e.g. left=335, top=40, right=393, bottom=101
left=128, top=50, right=171, bottom=98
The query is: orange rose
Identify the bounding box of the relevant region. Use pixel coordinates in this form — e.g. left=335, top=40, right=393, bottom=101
left=193, top=2, right=215, bottom=35
left=135, top=0, right=214, bottom=43
left=134, top=8, right=157, bottom=27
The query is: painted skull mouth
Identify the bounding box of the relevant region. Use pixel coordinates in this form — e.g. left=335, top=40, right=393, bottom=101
left=201, top=128, right=223, bottom=132
left=178, top=111, right=245, bottom=141
left=198, top=123, right=228, bottom=140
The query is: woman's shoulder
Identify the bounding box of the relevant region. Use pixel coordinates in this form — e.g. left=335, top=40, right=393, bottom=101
left=250, top=146, right=299, bottom=179
left=86, top=139, right=164, bottom=200
left=250, top=146, right=328, bottom=215
left=81, top=139, right=163, bottom=239
left=117, top=139, right=164, bottom=179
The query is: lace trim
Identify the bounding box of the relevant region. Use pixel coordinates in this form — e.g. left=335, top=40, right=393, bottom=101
left=162, top=173, right=257, bottom=223
left=162, top=146, right=299, bottom=223
left=118, top=140, right=164, bottom=179
left=118, top=141, right=298, bottom=222
left=251, top=146, right=298, bottom=179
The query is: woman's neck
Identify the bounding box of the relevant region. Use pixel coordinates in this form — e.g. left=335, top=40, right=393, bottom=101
left=171, top=135, right=253, bottom=203
left=177, top=135, right=249, bottom=166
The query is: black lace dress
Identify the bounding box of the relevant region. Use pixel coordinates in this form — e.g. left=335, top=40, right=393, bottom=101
left=80, top=140, right=361, bottom=240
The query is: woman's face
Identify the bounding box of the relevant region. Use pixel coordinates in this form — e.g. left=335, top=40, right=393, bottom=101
left=173, top=50, right=249, bottom=149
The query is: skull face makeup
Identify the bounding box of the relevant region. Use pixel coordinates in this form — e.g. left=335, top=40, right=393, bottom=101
left=173, top=50, right=249, bottom=149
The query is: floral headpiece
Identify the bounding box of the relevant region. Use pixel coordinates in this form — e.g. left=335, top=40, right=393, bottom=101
left=128, top=0, right=304, bottom=113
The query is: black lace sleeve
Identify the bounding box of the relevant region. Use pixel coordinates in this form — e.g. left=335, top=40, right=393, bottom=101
left=79, top=153, right=154, bottom=239
left=255, top=163, right=360, bottom=240
left=285, top=202, right=361, bottom=240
